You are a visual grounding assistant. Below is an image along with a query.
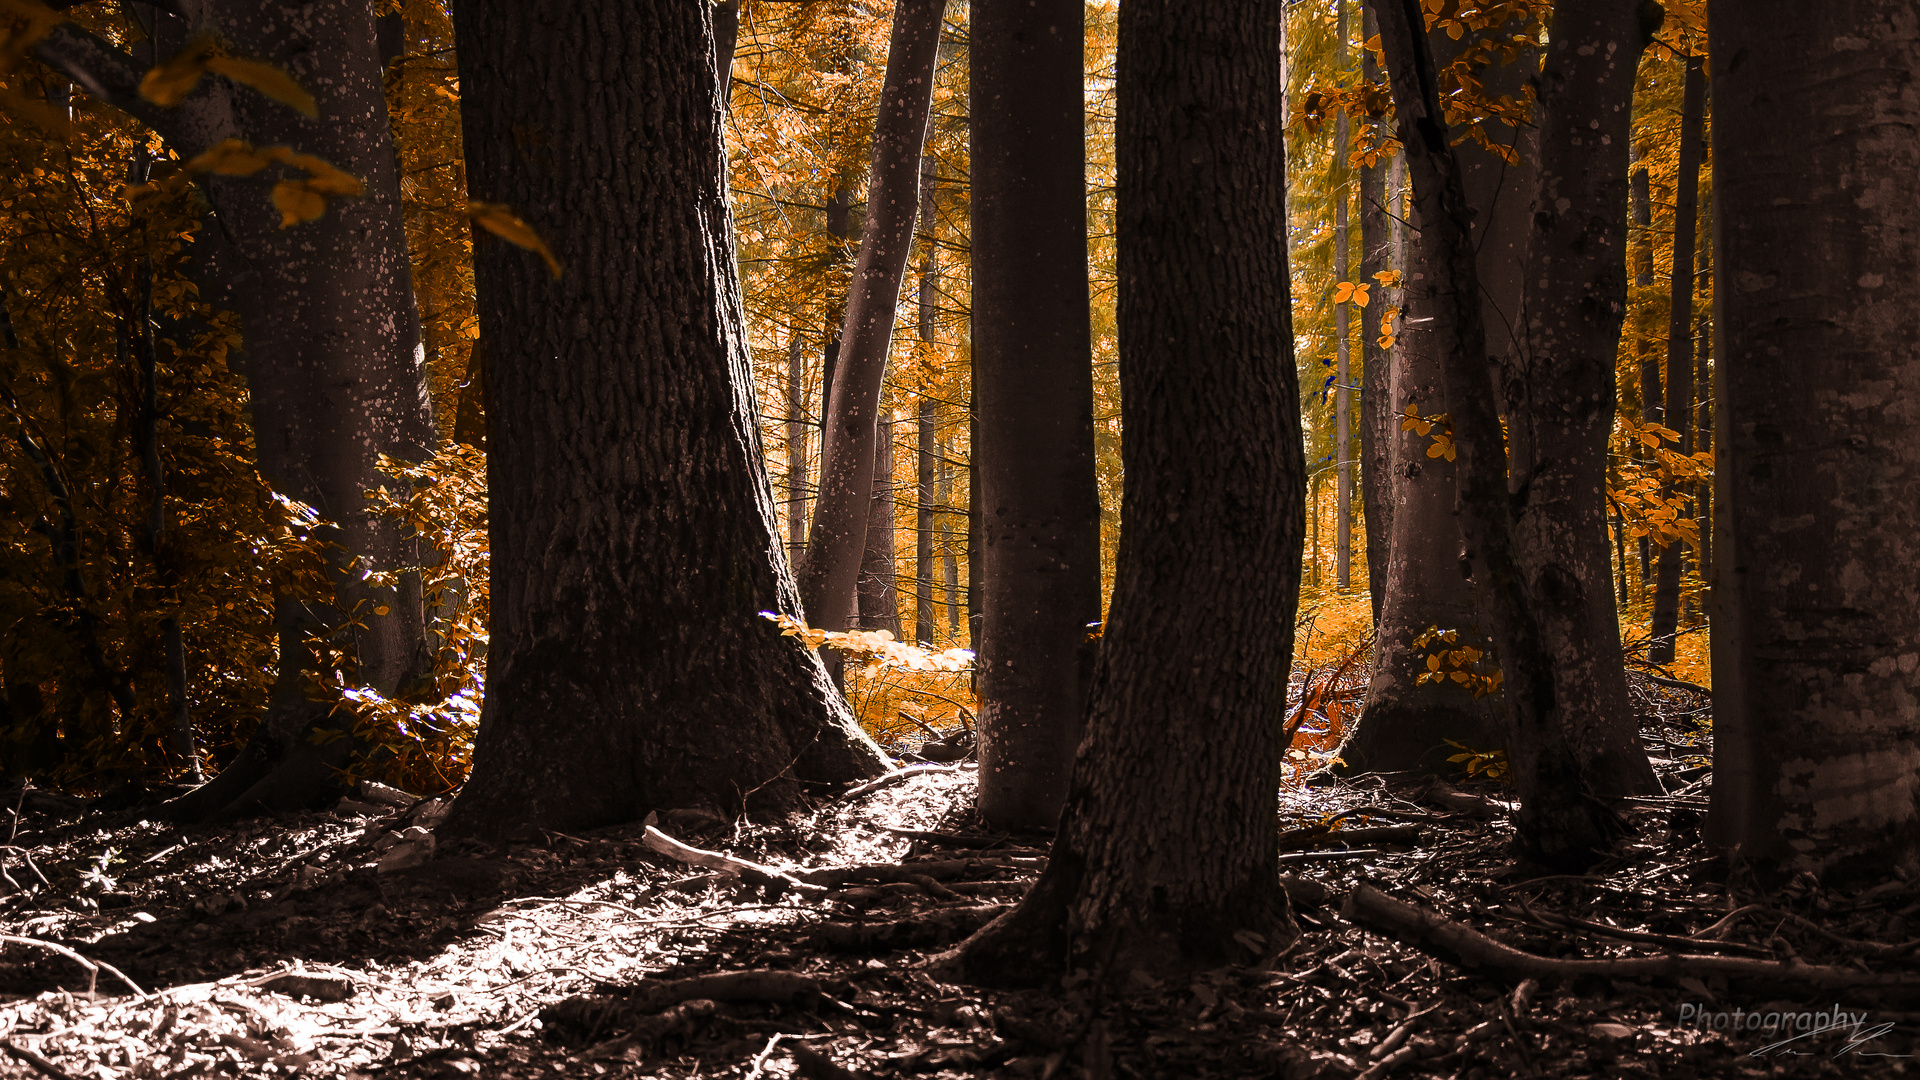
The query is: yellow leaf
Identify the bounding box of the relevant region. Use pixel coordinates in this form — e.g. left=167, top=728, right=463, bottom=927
left=1371, top=269, right=1400, bottom=287
left=1351, top=283, right=1371, bottom=308
left=139, top=34, right=222, bottom=107
left=206, top=55, right=317, bottom=118
left=373, top=604, right=391, bottom=616
left=272, top=179, right=326, bottom=227
left=469, top=201, right=563, bottom=279
left=185, top=138, right=275, bottom=176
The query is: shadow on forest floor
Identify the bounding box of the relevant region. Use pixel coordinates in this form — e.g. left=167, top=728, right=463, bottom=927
left=0, top=672, right=1914, bottom=1079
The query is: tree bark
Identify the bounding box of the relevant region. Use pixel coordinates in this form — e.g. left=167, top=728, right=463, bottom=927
left=1507, top=0, right=1659, bottom=801
left=796, top=0, right=945, bottom=635
left=1358, top=6, right=1391, bottom=623
left=1334, top=0, right=1353, bottom=591
left=949, top=0, right=1300, bottom=984
left=915, top=400, right=936, bottom=645
left=1647, top=54, right=1706, bottom=665
left=440, top=0, right=887, bottom=838
left=940, top=437, right=960, bottom=637
left=1370, top=0, right=1633, bottom=869
left=857, top=411, right=902, bottom=636
left=1705, top=0, right=1920, bottom=883
left=971, top=0, right=1103, bottom=829
left=786, top=334, right=808, bottom=566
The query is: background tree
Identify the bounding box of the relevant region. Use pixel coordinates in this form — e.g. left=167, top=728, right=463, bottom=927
left=951, top=0, right=1301, bottom=982
left=440, top=0, right=886, bottom=837
left=1705, top=0, right=1920, bottom=880
left=970, top=0, right=1103, bottom=828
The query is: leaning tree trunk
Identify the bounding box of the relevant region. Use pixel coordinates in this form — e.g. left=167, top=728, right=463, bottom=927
left=971, top=0, right=1103, bottom=829
left=949, top=0, right=1300, bottom=985
left=40, top=0, right=441, bottom=820
left=440, top=0, right=887, bottom=838
left=1646, top=54, right=1706, bottom=665
left=1371, top=0, right=1629, bottom=869
left=796, top=0, right=945, bottom=635
left=1705, top=0, right=1920, bottom=883
left=1507, top=0, right=1659, bottom=800
left=1341, top=13, right=1532, bottom=774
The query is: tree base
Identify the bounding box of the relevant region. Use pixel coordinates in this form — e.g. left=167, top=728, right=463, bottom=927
left=160, top=702, right=355, bottom=823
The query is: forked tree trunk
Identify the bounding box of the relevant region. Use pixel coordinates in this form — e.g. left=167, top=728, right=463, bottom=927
left=1706, top=0, right=1920, bottom=883
left=1371, top=0, right=1631, bottom=869
left=949, top=0, right=1300, bottom=985
left=1507, top=0, right=1659, bottom=801
left=796, top=0, right=945, bottom=635
left=1647, top=54, right=1706, bottom=665
left=440, top=0, right=887, bottom=837
left=971, top=0, right=1103, bottom=829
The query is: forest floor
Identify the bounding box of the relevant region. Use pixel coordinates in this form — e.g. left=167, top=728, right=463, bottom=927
left=0, top=675, right=1914, bottom=1079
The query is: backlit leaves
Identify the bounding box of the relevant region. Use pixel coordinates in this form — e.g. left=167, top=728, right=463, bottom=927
left=139, top=34, right=319, bottom=118
left=468, top=201, right=562, bottom=279
left=125, top=139, right=365, bottom=227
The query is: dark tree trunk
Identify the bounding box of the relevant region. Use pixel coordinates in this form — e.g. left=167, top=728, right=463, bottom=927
left=1507, top=0, right=1659, bottom=801
left=940, top=438, right=960, bottom=637
left=949, top=0, right=1300, bottom=985
left=1646, top=54, right=1706, bottom=666
left=857, top=412, right=902, bottom=636
left=797, top=0, right=945, bottom=634
left=1371, top=0, right=1637, bottom=869
left=1334, top=0, right=1352, bottom=590
left=1705, top=0, right=1920, bottom=882
left=440, top=0, right=887, bottom=838
left=786, top=335, right=808, bottom=566
left=1358, top=6, right=1390, bottom=623
left=970, top=0, right=1103, bottom=829
left=916, top=400, right=936, bottom=645
left=1694, top=312, right=1711, bottom=580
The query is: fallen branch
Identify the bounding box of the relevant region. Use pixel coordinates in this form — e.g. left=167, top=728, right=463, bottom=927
left=1279, top=825, right=1421, bottom=852
left=627, top=970, right=831, bottom=1012
left=1346, top=884, right=1920, bottom=992
left=2, top=1040, right=78, bottom=1080
left=813, top=904, right=1008, bottom=952
left=0, top=935, right=145, bottom=996
left=640, top=826, right=824, bottom=895
left=1279, top=849, right=1380, bottom=864
left=801, top=857, right=1042, bottom=888
left=839, top=764, right=961, bottom=801
left=1514, top=900, right=1768, bottom=957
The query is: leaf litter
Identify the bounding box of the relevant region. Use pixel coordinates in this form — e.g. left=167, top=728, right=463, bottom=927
left=0, top=677, right=1912, bottom=1079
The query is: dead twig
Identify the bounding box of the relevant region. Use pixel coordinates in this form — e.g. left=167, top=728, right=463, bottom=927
left=839, top=764, right=961, bottom=800
left=0, top=935, right=145, bottom=996
left=640, top=826, right=824, bottom=894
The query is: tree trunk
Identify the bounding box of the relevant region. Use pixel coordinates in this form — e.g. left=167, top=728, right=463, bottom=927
left=949, top=0, right=1300, bottom=985
left=857, top=412, right=902, bottom=636
left=971, top=0, right=1103, bottom=828
left=786, top=334, right=808, bottom=566
left=796, top=0, right=945, bottom=635
left=1358, top=6, right=1391, bottom=623
left=1705, top=0, right=1920, bottom=883
left=1371, top=0, right=1635, bottom=868
left=940, top=437, right=960, bottom=637
left=1646, top=54, right=1706, bottom=666
left=440, top=0, right=887, bottom=838
left=1507, top=0, right=1659, bottom=801
left=1334, top=0, right=1352, bottom=591
left=916, top=400, right=936, bottom=645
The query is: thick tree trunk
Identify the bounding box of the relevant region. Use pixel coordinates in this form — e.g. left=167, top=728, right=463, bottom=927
left=1371, top=0, right=1634, bottom=868
left=971, top=0, right=1103, bottom=829
left=440, top=0, right=887, bottom=838
left=857, top=412, right=902, bottom=635
left=1507, top=0, right=1659, bottom=800
left=1705, top=0, right=1920, bottom=883
left=915, top=400, right=936, bottom=645
left=796, top=0, right=945, bottom=635
left=1647, top=54, right=1706, bottom=665
left=950, top=0, right=1300, bottom=985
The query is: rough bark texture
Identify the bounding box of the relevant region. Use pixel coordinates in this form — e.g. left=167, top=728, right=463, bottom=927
left=796, top=0, right=944, bottom=635
left=785, top=335, right=808, bottom=566
left=970, top=0, right=1103, bottom=829
left=949, top=0, right=1300, bottom=985
left=440, top=0, right=887, bottom=838
left=1371, top=0, right=1629, bottom=868
left=856, top=412, right=902, bottom=636
left=1508, top=0, right=1659, bottom=800
left=1646, top=54, right=1706, bottom=665
left=1706, top=0, right=1920, bottom=883
left=1358, top=6, right=1391, bottom=623
left=46, top=1, right=440, bottom=820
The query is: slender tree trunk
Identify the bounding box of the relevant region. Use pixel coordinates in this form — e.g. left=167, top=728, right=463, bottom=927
left=1647, top=54, right=1706, bottom=665
left=857, top=411, right=902, bottom=635
left=1706, top=0, right=1920, bottom=882
left=1334, top=0, right=1352, bottom=591
left=940, top=437, right=960, bottom=638
left=1358, top=7, right=1391, bottom=623
left=971, top=0, right=1103, bottom=827
left=949, top=0, right=1300, bottom=983
left=1371, top=0, right=1636, bottom=868
left=786, top=334, right=808, bottom=566
left=440, top=0, right=887, bottom=838
left=1694, top=312, right=1711, bottom=581
left=1506, top=0, right=1659, bottom=801
left=797, top=0, right=945, bottom=635
left=916, top=400, right=936, bottom=645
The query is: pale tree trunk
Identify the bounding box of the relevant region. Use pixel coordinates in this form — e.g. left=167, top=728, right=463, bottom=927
left=1507, top=0, right=1659, bottom=801
left=1358, top=5, right=1390, bottom=622
left=1706, top=0, right=1920, bottom=882
left=939, top=438, right=960, bottom=638
left=796, top=0, right=945, bottom=634
left=857, top=412, right=902, bottom=635
left=950, top=0, right=1300, bottom=984
left=41, top=2, right=436, bottom=816
left=786, top=334, right=808, bottom=566
left=1647, top=54, right=1706, bottom=665
left=440, top=0, right=887, bottom=838
left=1342, top=13, right=1532, bottom=774
left=1334, top=0, right=1352, bottom=590
left=971, top=0, right=1103, bottom=829
left=1371, top=0, right=1636, bottom=868
left=915, top=401, right=936, bottom=645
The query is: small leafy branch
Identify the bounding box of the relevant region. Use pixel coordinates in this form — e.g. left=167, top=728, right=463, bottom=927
left=1400, top=402, right=1456, bottom=462
left=1413, top=626, right=1502, bottom=698
left=1610, top=419, right=1713, bottom=552
left=760, top=612, right=973, bottom=676
left=1444, top=739, right=1509, bottom=782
